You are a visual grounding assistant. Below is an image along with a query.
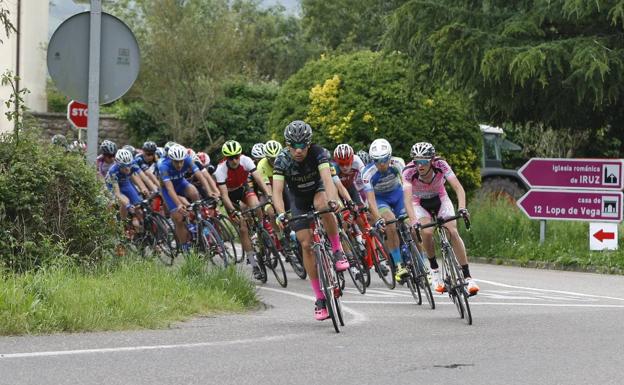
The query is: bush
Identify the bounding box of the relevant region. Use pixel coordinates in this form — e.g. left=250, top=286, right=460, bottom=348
left=0, top=129, right=118, bottom=271
left=268, top=51, right=482, bottom=193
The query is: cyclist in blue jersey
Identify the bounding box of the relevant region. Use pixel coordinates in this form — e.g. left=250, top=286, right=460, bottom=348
left=134, top=141, right=160, bottom=186
left=106, top=149, right=151, bottom=232
left=158, top=144, right=215, bottom=250
left=361, top=138, right=419, bottom=283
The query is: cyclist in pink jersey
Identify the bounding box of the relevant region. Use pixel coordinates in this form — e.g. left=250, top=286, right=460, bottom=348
left=402, top=142, right=479, bottom=295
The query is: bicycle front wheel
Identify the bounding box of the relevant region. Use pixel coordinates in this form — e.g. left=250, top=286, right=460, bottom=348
left=410, top=243, right=435, bottom=309
left=201, top=220, right=230, bottom=268
left=315, top=244, right=340, bottom=333
left=150, top=213, right=178, bottom=266
left=261, top=229, right=287, bottom=288
left=371, top=232, right=395, bottom=289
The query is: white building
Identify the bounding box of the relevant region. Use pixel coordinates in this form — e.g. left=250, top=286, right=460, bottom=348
left=0, top=0, right=49, bottom=134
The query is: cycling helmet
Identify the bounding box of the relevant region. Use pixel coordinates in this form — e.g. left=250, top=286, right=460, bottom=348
left=187, top=148, right=199, bottom=163
left=155, top=147, right=165, bottom=159
left=168, top=144, right=187, bottom=161
left=115, top=149, right=134, bottom=166
left=51, top=134, right=68, bottom=148
left=369, top=138, right=392, bottom=160
left=357, top=150, right=371, bottom=165
left=122, top=145, right=137, bottom=157
left=100, top=140, right=117, bottom=155
left=222, top=140, right=242, bottom=157
left=284, top=120, right=312, bottom=145
left=164, top=141, right=178, bottom=155
left=197, top=152, right=210, bottom=167
left=333, top=144, right=354, bottom=166
left=142, top=141, right=157, bottom=153
left=264, top=140, right=282, bottom=158
left=410, top=142, right=435, bottom=159
left=251, top=143, right=266, bottom=159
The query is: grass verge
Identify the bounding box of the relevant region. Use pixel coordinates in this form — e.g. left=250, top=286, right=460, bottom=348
left=0, top=254, right=258, bottom=335
left=461, top=198, right=624, bottom=273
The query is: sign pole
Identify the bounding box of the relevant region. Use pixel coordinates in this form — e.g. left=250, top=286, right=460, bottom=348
left=86, top=0, right=102, bottom=164
left=539, top=220, right=546, bottom=245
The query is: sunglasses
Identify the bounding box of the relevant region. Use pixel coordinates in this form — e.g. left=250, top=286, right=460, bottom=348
left=144, top=152, right=155, bottom=157
left=226, top=155, right=241, bottom=161
left=415, top=159, right=430, bottom=166
left=289, top=142, right=308, bottom=150
left=374, top=156, right=391, bottom=164
left=104, top=153, right=115, bottom=159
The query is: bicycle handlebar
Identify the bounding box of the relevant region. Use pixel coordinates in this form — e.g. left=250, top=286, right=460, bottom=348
left=288, top=206, right=335, bottom=223
left=414, top=213, right=471, bottom=243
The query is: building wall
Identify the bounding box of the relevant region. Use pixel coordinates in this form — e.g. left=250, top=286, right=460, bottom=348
left=0, top=0, right=49, bottom=134
left=32, top=112, right=131, bottom=146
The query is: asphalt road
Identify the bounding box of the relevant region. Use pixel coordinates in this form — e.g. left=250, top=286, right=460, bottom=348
left=1, top=263, right=623, bottom=385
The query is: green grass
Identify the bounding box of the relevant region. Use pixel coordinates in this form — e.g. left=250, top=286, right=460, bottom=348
left=461, top=198, right=624, bottom=273
left=0, top=254, right=258, bottom=335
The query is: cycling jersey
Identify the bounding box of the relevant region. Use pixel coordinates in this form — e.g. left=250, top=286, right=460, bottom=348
left=214, top=155, right=256, bottom=191
left=158, top=155, right=199, bottom=183
left=330, top=154, right=365, bottom=190
left=96, top=155, right=114, bottom=178
left=106, top=163, right=142, bottom=205
left=402, top=159, right=456, bottom=204
left=273, top=144, right=331, bottom=195
left=133, top=154, right=155, bottom=172
left=256, top=157, right=274, bottom=184
left=361, top=157, right=405, bottom=195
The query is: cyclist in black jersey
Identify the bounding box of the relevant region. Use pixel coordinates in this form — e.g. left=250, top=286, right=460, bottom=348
left=272, top=120, right=350, bottom=321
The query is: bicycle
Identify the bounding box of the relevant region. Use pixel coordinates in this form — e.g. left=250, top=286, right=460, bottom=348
left=185, top=200, right=231, bottom=268
left=415, top=212, right=472, bottom=325
left=241, top=201, right=288, bottom=287
left=123, top=193, right=179, bottom=266
left=353, top=206, right=396, bottom=289
left=336, top=207, right=367, bottom=294
left=385, top=215, right=435, bottom=309
left=202, top=198, right=240, bottom=264
left=289, top=207, right=344, bottom=333
left=272, top=216, right=307, bottom=280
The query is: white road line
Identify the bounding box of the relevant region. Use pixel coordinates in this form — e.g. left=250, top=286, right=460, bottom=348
left=341, top=300, right=624, bottom=308
left=475, top=279, right=624, bottom=302
left=0, top=334, right=304, bottom=360
left=257, top=286, right=369, bottom=325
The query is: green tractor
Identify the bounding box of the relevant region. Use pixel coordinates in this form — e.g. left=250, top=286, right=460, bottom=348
left=478, top=124, right=528, bottom=200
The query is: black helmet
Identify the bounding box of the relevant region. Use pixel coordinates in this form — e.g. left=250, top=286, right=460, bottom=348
left=142, top=141, right=157, bottom=153
left=99, top=140, right=117, bottom=155
left=284, top=120, right=312, bottom=145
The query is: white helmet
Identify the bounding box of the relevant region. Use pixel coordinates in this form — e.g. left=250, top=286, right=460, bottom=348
left=251, top=143, right=265, bottom=159
left=369, top=138, right=392, bottom=160
left=410, top=142, right=435, bottom=158
left=115, top=149, right=134, bottom=166
left=168, top=144, right=187, bottom=161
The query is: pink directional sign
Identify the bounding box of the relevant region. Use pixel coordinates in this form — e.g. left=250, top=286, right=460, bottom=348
left=517, top=190, right=623, bottom=222
left=519, top=158, right=624, bottom=190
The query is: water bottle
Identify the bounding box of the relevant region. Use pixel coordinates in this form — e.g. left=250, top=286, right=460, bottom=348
left=289, top=230, right=297, bottom=242
left=187, top=223, right=197, bottom=235
left=401, top=243, right=409, bottom=263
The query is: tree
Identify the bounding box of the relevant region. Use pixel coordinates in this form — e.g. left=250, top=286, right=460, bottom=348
left=268, top=51, right=482, bottom=193
left=301, top=0, right=406, bottom=51
left=384, top=0, right=624, bottom=138
left=0, top=0, right=16, bottom=44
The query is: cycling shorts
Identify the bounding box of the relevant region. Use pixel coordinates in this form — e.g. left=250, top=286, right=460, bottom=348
left=162, top=179, right=192, bottom=212
left=414, top=195, right=455, bottom=220
left=375, top=187, right=406, bottom=217
left=120, top=183, right=142, bottom=206
left=228, top=185, right=256, bottom=206
left=289, top=183, right=325, bottom=232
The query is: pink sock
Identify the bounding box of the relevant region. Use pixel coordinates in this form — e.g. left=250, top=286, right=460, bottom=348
left=329, top=234, right=342, bottom=253
left=310, top=278, right=325, bottom=300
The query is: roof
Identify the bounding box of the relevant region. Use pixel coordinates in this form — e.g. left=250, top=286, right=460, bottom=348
left=479, top=124, right=504, bottom=135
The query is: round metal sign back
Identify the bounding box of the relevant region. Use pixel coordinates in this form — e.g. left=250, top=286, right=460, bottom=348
left=47, top=11, right=140, bottom=104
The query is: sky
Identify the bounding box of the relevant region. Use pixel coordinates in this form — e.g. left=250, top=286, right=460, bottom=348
left=49, top=0, right=301, bottom=37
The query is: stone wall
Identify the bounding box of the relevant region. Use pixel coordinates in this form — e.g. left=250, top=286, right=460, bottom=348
left=30, top=112, right=131, bottom=145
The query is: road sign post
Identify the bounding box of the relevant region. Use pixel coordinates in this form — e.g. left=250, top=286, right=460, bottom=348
left=86, top=0, right=102, bottom=164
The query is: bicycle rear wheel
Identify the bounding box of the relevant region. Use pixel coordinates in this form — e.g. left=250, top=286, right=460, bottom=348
left=201, top=220, right=230, bottom=268
left=315, top=244, right=340, bottom=333
left=261, top=229, right=287, bottom=288
left=288, top=238, right=307, bottom=279
left=405, top=262, right=423, bottom=305
left=443, top=247, right=465, bottom=320
left=214, top=216, right=242, bottom=264
left=371, top=232, right=395, bottom=289
left=150, top=213, right=178, bottom=266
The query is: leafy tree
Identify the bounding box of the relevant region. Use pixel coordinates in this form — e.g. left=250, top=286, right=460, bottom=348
left=301, top=0, right=406, bottom=51
left=384, top=0, right=624, bottom=141
left=0, top=0, right=16, bottom=44
left=268, top=51, right=482, bottom=193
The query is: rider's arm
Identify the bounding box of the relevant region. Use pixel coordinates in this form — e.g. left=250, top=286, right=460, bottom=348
left=251, top=170, right=271, bottom=197
left=131, top=173, right=149, bottom=195
left=447, top=176, right=466, bottom=210
left=319, top=164, right=339, bottom=203
left=402, top=182, right=418, bottom=225
left=193, top=168, right=215, bottom=198
left=201, top=168, right=220, bottom=196
left=272, top=177, right=285, bottom=215
left=366, top=190, right=381, bottom=221
left=138, top=171, right=157, bottom=192
left=218, top=184, right=236, bottom=213
left=111, top=181, right=125, bottom=203
left=335, top=179, right=351, bottom=204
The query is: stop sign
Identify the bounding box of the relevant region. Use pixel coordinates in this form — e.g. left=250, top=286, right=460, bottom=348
left=67, top=100, right=88, bottom=129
